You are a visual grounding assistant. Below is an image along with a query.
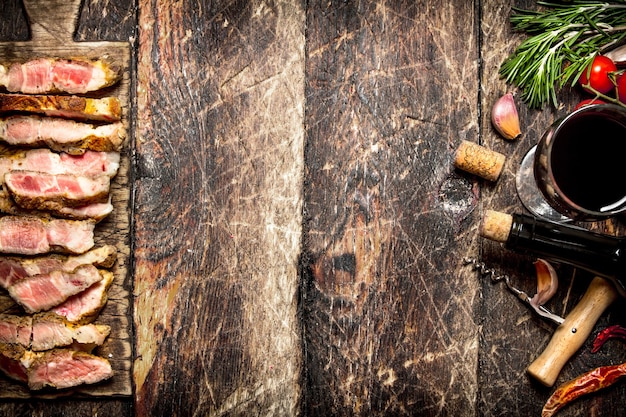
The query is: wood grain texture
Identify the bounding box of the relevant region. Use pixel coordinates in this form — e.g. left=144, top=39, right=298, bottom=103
left=1, top=1, right=625, bottom=416
left=133, top=0, right=304, bottom=415
left=302, top=1, right=480, bottom=415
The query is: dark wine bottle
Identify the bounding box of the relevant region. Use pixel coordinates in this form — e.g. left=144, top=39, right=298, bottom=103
left=480, top=210, right=626, bottom=298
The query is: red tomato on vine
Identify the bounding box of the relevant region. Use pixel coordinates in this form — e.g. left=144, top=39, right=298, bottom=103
left=578, top=55, right=617, bottom=94
left=574, top=98, right=606, bottom=110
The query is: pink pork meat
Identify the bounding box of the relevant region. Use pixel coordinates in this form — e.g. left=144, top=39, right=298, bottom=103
left=0, top=58, right=120, bottom=94
left=0, top=345, right=113, bottom=390
left=0, top=245, right=117, bottom=289
left=0, top=216, right=95, bottom=255
left=0, top=313, right=110, bottom=352
left=27, top=348, right=113, bottom=390
left=51, top=270, right=114, bottom=323
left=0, top=189, right=114, bottom=221
left=0, top=116, right=125, bottom=153
left=5, top=171, right=111, bottom=211
left=8, top=265, right=104, bottom=314
left=0, top=148, right=120, bottom=180
left=0, top=315, right=32, bottom=348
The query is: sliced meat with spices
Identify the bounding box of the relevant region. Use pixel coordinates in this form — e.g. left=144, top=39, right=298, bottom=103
left=0, top=189, right=113, bottom=221
left=8, top=265, right=104, bottom=313
left=0, top=216, right=95, bottom=255
left=0, top=116, right=125, bottom=153
left=0, top=94, right=121, bottom=122
left=51, top=270, right=114, bottom=323
left=46, top=218, right=95, bottom=254
left=0, top=58, right=120, bottom=94
left=0, top=245, right=117, bottom=289
left=26, top=348, right=113, bottom=390
left=0, top=343, right=28, bottom=383
left=31, top=313, right=110, bottom=351
left=0, top=315, right=31, bottom=347
left=0, top=148, right=120, bottom=181
left=0, top=346, right=113, bottom=390
left=56, top=151, right=120, bottom=177
left=52, top=200, right=114, bottom=221
left=0, top=313, right=110, bottom=352
left=5, top=171, right=111, bottom=210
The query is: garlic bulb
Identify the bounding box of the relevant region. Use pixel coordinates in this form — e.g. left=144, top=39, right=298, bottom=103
left=491, top=92, right=521, bottom=140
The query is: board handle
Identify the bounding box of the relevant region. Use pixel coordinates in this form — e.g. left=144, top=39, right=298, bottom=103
left=22, top=0, right=82, bottom=43
left=526, top=276, right=617, bottom=387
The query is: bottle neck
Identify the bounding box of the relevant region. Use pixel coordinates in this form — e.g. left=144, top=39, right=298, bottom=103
left=508, top=213, right=625, bottom=297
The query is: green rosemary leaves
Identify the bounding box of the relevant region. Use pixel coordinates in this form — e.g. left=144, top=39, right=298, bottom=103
left=500, top=1, right=626, bottom=109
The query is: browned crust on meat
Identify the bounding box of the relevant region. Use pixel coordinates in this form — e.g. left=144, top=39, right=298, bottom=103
left=5, top=172, right=111, bottom=211
left=0, top=94, right=121, bottom=122
left=0, top=342, right=27, bottom=383
left=68, top=270, right=114, bottom=324
left=0, top=189, right=113, bottom=222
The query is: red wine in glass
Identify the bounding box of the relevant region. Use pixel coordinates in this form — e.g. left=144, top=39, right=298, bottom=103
left=516, top=104, right=626, bottom=222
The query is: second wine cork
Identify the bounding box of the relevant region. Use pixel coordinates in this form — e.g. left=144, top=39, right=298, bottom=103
left=479, top=210, right=512, bottom=243
left=454, top=140, right=506, bottom=182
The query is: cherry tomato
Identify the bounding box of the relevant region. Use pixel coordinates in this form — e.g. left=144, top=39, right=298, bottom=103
left=578, top=55, right=617, bottom=94
left=574, top=98, right=606, bottom=110
left=618, top=74, right=626, bottom=104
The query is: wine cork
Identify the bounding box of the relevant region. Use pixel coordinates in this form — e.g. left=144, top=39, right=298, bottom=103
left=480, top=210, right=512, bottom=243
left=454, top=140, right=506, bottom=182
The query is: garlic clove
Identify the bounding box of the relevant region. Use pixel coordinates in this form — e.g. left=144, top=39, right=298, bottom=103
left=530, top=258, right=559, bottom=308
left=491, top=92, right=522, bottom=140
left=528, top=259, right=563, bottom=324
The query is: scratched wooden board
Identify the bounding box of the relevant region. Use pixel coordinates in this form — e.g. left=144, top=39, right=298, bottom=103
left=478, top=1, right=626, bottom=416
left=132, top=0, right=303, bottom=415
left=302, top=1, right=481, bottom=415
left=0, top=0, right=132, bottom=398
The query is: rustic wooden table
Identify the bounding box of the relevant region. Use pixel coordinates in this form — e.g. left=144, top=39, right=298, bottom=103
left=0, top=0, right=625, bottom=416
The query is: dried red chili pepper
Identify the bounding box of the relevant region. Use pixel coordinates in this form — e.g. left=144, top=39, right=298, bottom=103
left=592, top=324, right=626, bottom=353
left=542, top=362, right=626, bottom=417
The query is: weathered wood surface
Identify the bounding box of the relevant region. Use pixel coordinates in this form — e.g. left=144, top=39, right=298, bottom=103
left=1, top=0, right=625, bottom=416
left=302, top=1, right=481, bottom=415
left=132, top=1, right=304, bottom=415
left=0, top=0, right=132, bottom=401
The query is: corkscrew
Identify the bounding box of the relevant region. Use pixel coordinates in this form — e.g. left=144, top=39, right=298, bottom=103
left=463, top=257, right=564, bottom=325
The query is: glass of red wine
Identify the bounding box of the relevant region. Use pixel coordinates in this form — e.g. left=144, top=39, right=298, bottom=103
left=516, top=103, right=626, bottom=222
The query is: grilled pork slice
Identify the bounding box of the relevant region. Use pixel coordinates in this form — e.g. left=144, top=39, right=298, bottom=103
left=0, top=313, right=110, bottom=352
left=0, top=315, right=31, bottom=347
left=0, top=94, right=121, bottom=122
left=8, top=265, right=104, bottom=314
left=52, top=270, right=114, bottom=323
left=0, top=149, right=120, bottom=181
left=29, top=349, right=113, bottom=390
left=28, top=349, right=113, bottom=390
left=0, top=343, right=28, bottom=383
left=0, top=216, right=95, bottom=255
left=31, top=314, right=110, bottom=351
left=0, top=245, right=117, bottom=289
left=0, top=345, right=113, bottom=390
left=0, top=189, right=113, bottom=221
left=0, top=58, right=120, bottom=94
left=5, top=171, right=111, bottom=210
left=0, top=116, right=125, bottom=153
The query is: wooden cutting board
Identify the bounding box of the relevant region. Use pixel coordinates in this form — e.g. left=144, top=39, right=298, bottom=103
left=0, top=0, right=132, bottom=398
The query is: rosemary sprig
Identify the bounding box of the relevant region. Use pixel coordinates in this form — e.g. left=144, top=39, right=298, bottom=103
left=500, top=1, right=626, bottom=109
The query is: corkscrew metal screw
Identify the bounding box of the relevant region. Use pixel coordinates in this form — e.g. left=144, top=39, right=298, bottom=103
left=463, top=257, right=564, bottom=325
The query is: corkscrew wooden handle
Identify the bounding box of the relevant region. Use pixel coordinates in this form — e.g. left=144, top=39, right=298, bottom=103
left=526, top=276, right=617, bottom=387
